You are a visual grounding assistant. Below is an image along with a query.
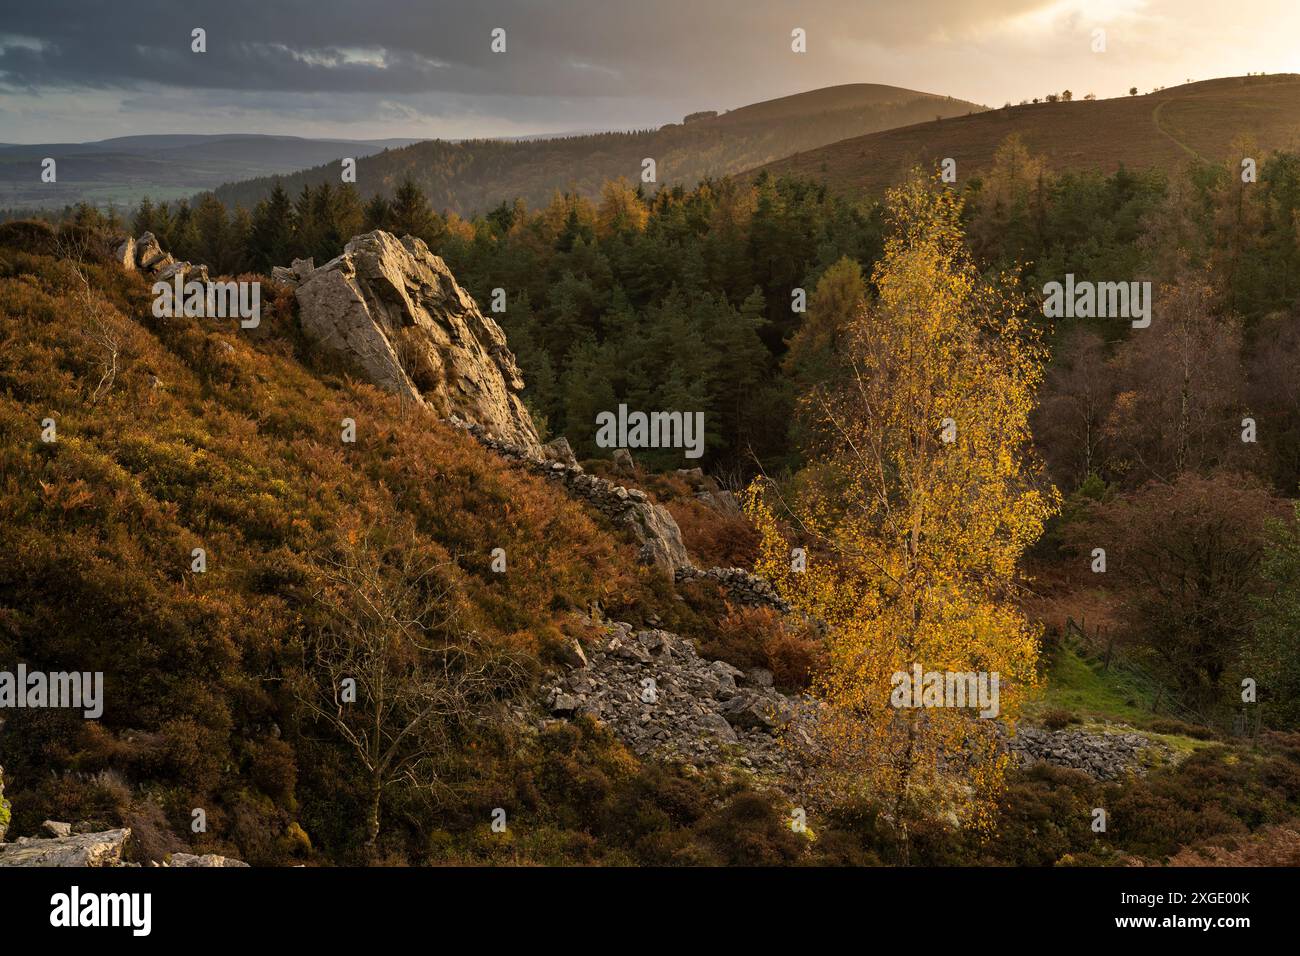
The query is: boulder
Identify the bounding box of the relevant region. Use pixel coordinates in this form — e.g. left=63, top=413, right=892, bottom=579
left=288, top=232, right=540, bottom=453
left=675, top=467, right=708, bottom=489
left=609, top=634, right=652, bottom=663
left=635, top=629, right=675, bottom=657
left=698, top=711, right=740, bottom=744
left=626, top=497, right=690, bottom=570
left=709, top=660, right=743, bottom=698
left=612, top=448, right=636, bottom=476
left=42, top=820, right=73, bottom=838
left=134, top=232, right=162, bottom=268
left=114, top=237, right=136, bottom=271
left=0, top=828, right=130, bottom=867
left=542, top=436, right=580, bottom=469
left=720, top=692, right=790, bottom=730
left=556, top=638, right=588, bottom=669
left=550, top=690, right=581, bottom=715
left=155, top=260, right=194, bottom=282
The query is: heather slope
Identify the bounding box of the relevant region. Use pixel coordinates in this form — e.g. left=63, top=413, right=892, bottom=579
left=746, top=75, right=1300, bottom=197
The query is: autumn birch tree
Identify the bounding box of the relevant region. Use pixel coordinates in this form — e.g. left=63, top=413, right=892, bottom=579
left=746, top=173, right=1057, bottom=851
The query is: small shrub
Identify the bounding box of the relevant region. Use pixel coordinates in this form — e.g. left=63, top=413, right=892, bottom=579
left=700, top=605, right=824, bottom=691
left=1041, top=708, right=1078, bottom=730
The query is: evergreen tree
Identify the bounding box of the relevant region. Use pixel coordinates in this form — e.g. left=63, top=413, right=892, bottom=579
left=363, top=193, right=390, bottom=232
left=389, top=178, right=438, bottom=242
left=247, top=183, right=295, bottom=272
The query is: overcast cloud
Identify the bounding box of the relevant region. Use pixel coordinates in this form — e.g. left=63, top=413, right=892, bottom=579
left=1, top=0, right=1297, bottom=142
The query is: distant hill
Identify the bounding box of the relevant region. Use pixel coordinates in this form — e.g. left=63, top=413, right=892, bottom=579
left=743, top=75, right=1300, bottom=196
left=212, top=84, right=985, bottom=215
left=0, top=134, right=423, bottom=210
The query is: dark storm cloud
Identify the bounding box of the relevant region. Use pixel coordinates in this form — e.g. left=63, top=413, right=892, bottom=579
left=0, top=0, right=1041, bottom=99
left=7, top=0, right=1287, bottom=142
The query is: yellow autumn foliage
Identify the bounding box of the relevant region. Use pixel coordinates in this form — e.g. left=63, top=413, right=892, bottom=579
left=746, top=172, right=1059, bottom=841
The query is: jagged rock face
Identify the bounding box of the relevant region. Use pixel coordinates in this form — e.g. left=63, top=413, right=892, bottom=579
left=285, top=231, right=540, bottom=453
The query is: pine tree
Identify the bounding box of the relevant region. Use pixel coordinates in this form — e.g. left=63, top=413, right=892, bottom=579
left=363, top=193, right=390, bottom=232
left=192, top=193, right=230, bottom=273
left=562, top=338, right=619, bottom=456
left=294, top=185, right=321, bottom=261
left=389, top=178, right=437, bottom=242
left=132, top=196, right=156, bottom=237
left=247, top=183, right=294, bottom=272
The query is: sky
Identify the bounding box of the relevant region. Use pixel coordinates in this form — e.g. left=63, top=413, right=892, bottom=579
left=2, top=0, right=1299, bottom=143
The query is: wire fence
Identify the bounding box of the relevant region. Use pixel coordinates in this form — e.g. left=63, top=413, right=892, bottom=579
left=1060, top=615, right=1232, bottom=731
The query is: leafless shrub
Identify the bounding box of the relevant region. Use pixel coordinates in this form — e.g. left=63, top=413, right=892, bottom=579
left=297, top=523, right=528, bottom=847
left=56, top=233, right=121, bottom=405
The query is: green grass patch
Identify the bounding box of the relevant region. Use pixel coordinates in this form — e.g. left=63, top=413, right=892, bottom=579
left=1029, top=642, right=1157, bottom=725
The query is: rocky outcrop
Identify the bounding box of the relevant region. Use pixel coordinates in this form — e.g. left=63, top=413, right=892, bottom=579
left=0, top=822, right=249, bottom=867
left=278, top=231, right=540, bottom=453
left=542, top=620, right=818, bottom=778
left=453, top=420, right=690, bottom=571
left=118, top=232, right=209, bottom=285
left=0, top=828, right=131, bottom=867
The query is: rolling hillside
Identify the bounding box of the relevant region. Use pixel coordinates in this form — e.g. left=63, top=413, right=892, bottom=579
left=746, top=74, right=1300, bottom=196
left=212, top=84, right=985, bottom=215
left=0, top=134, right=422, bottom=211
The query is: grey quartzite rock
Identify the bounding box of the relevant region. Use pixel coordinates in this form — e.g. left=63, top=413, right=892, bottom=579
left=283, top=231, right=541, bottom=453
left=0, top=828, right=131, bottom=867
left=117, top=232, right=210, bottom=286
